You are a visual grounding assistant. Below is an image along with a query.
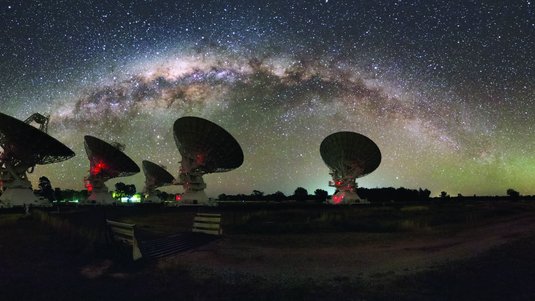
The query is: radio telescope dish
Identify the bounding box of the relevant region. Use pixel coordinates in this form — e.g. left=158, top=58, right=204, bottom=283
left=83, top=135, right=140, bottom=205
left=0, top=112, right=75, bottom=208
left=173, top=116, right=244, bottom=205
left=142, top=160, right=175, bottom=203
left=320, top=131, right=381, bottom=205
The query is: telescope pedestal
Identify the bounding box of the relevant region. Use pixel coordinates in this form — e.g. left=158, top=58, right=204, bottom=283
left=85, top=177, right=116, bottom=205
left=0, top=174, right=48, bottom=208
left=0, top=187, right=42, bottom=208
left=328, top=191, right=369, bottom=205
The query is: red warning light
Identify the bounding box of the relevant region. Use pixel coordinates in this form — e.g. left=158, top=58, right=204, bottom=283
left=332, top=193, right=344, bottom=204
left=91, top=160, right=108, bottom=175
left=175, top=194, right=182, bottom=201
left=84, top=179, right=93, bottom=192
left=195, top=154, right=205, bottom=165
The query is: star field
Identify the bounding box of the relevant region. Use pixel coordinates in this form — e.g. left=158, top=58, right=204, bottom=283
left=1, top=0, right=534, bottom=197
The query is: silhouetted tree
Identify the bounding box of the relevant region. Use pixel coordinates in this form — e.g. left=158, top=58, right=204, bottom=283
left=440, top=191, right=449, bottom=199
left=252, top=190, right=264, bottom=200
left=418, top=188, right=432, bottom=201
left=38, top=176, right=55, bottom=202
left=114, top=182, right=136, bottom=201
left=314, top=189, right=328, bottom=203
left=294, top=187, right=308, bottom=202
left=268, top=191, right=286, bottom=202
left=507, top=188, right=520, bottom=200
left=395, top=187, right=418, bottom=202
left=357, top=187, right=432, bottom=203
left=115, top=182, right=126, bottom=194
left=125, top=184, right=136, bottom=196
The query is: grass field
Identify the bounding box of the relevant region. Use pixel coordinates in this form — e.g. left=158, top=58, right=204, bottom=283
left=2, top=200, right=535, bottom=300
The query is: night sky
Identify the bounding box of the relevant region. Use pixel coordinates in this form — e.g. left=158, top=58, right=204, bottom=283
left=1, top=0, right=534, bottom=197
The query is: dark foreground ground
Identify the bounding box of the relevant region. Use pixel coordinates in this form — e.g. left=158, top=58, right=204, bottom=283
left=2, top=202, right=535, bottom=300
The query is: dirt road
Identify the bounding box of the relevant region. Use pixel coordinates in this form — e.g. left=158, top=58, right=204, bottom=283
left=166, top=212, right=535, bottom=284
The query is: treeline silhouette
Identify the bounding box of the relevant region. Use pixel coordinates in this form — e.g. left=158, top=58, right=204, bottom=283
left=357, top=187, right=431, bottom=203
left=218, top=187, right=535, bottom=203
left=26, top=179, right=532, bottom=204
left=218, top=187, right=433, bottom=203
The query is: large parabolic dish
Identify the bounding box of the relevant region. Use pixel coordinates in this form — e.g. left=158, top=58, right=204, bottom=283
left=84, top=135, right=140, bottom=178
left=142, top=160, right=175, bottom=186
left=0, top=112, right=75, bottom=207
left=0, top=112, right=75, bottom=165
left=84, top=135, right=140, bottom=204
left=174, top=116, right=244, bottom=173
left=142, top=160, right=175, bottom=202
left=173, top=116, right=244, bottom=204
left=320, top=131, right=381, bottom=204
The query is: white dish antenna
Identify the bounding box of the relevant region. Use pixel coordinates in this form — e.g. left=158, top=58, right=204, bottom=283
left=320, top=131, right=381, bottom=204
left=83, top=135, right=139, bottom=205
left=142, top=160, right=175, bottom=203
left=173, top=116, right=244, bottom=205
left=0, top=112, right=75, bottom=207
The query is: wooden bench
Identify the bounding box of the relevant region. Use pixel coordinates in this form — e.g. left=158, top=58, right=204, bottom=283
left=106, top=213, right=222, bottom=261
left=106, top=219, right=143, bottom=261
left=192, top=213, right=223, bottom=235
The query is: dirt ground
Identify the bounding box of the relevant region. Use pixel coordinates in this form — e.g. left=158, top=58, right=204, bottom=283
left=2, top=204, right=535, bottom=300
left=169, top=211, right=535, bottom=283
